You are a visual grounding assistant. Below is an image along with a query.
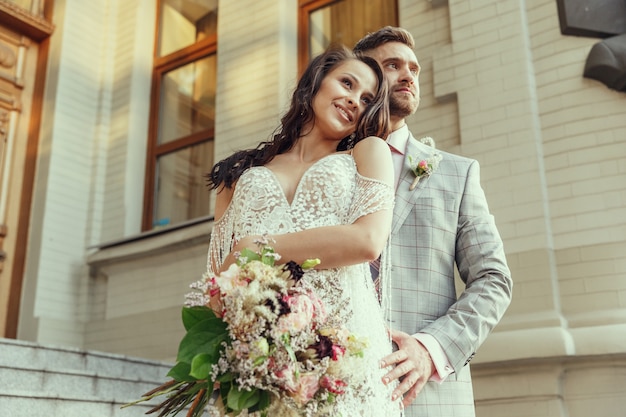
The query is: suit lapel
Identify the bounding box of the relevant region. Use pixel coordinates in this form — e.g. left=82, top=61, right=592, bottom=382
left=391, top=136, right=432, bottom=236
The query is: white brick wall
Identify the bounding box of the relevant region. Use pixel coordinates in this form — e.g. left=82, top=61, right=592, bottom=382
left=401, top=7, right=626, bottom=412
left=474, top=356, right=626, bottom=417
left=529, top=0, right=626, bottom=252
left=23, top=0, right=154, bottom=345
left=28, top=0, right=110, bottom=337
left=526, top=0, right=626, bottom=336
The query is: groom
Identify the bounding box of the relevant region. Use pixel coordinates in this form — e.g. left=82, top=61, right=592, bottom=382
left=354, top=27, right=513, bottom=416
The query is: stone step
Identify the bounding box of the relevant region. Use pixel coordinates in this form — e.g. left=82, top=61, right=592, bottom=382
left=0, top=394, right=155, bottom=417
left=0, top=338, right=170, bottom=380
left=0, top=338, right=175, bottom=417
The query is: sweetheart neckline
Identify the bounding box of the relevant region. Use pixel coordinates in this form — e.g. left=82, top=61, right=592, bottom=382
left=253, top=153, right=353, bottom=206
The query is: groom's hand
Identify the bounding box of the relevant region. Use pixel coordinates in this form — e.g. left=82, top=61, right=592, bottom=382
left=380, top=329, right=435, bottom=407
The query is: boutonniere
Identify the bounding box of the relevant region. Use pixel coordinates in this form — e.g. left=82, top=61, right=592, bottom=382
left=408, top=137, right=442, bottom=191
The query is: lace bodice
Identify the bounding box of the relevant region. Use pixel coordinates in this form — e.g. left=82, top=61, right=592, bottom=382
left=207, top=153, right=393, bottom=273
left=205, top=153, right=400, bottom=416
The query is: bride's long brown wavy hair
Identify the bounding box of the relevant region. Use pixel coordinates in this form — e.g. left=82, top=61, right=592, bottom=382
left=207, top=45, right=389, bottom=190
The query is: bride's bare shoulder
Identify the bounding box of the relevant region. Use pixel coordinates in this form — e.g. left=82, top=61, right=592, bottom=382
left=214, top=185, right=235, bottom=221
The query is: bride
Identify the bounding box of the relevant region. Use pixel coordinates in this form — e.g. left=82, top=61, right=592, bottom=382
left=205, top=46, right=400, bottom=416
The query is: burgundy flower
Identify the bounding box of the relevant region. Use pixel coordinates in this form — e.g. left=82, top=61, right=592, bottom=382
left=264, top=296, right=291, bottom=316
left=282, top=261, right=304, bottom=282
left=277, top=296, right=291, bottom=315
left=310, top=335, right=334, bottom=359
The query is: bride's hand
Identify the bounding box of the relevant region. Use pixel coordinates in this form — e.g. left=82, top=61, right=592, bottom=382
left=220, top=235, right=258, bottom=272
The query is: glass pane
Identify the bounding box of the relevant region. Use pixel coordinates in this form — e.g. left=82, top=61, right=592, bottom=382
left=158, top=54, right=216, bottom=145
left=5, top=0, right=46, bottom=15
left=309, top=0, right=397, bottom=58
left=158, top=0, right=218, bottom=57
left=4, top=0, right=33, bottom=11
left=153, top=141, right=214, bottom=229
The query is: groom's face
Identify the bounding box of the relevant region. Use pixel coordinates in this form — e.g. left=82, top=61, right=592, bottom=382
left=366, top=42, right=421, bottom=119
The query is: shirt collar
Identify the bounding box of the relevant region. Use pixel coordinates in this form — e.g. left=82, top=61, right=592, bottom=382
left=386, top=124, right=409, bottom=155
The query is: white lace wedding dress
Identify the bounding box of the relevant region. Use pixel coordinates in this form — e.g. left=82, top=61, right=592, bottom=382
left=206, top=153, right=400, bottom=417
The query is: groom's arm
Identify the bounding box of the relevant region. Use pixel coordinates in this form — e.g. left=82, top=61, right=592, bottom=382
left=421, top=159, right=512, bottom=373
left=382, top=159, right=512, bottom=407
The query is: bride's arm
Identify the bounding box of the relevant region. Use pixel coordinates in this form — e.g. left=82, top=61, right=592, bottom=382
left=214, top=185, right=234, bottom=222
left=222, top=137, right=394, bottom=270
left=207, top=186, right=235, bottom=273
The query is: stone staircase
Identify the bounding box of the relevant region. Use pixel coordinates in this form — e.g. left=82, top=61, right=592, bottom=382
left=0, top=338, right=173, bottom=417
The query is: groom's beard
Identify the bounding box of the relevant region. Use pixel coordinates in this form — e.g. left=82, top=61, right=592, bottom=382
left=389, top=88, right=419, bottom=118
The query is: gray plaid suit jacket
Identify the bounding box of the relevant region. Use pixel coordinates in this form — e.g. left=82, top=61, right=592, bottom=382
left=388, top=132, right=512, bottom=417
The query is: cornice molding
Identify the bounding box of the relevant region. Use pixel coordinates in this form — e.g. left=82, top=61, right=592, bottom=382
left=0, top=1, right=54, bottom=41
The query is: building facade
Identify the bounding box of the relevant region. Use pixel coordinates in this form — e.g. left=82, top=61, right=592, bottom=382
left=1, top=0, right=625, bottom=416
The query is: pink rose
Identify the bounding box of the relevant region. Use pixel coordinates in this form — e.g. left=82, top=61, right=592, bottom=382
left=306, top=291, right=327, bottom=324
left=274, top=364, right=298, bottom=392
left=418, top=160, right=428, bottom=170
left=214, top=263, right=248, bottom=294
left=278, top=294, right=314, bottom=333
left=290, top=373, right=320, bottom=405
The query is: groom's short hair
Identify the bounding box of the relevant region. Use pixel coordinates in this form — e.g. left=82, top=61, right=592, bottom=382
left=353, top=26, right=415, bottom=53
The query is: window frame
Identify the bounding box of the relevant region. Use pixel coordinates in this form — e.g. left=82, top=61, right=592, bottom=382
left=297, top=0, right=399, bottom=74
left=142, top=27, right=217, bottom=232
left=297, top=0, right=338, bottom=75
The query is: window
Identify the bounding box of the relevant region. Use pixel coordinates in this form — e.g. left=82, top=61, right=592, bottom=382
left=298, top=0, right=397, bottom=72
left=143, top=0, right=218, bottom=231
left=3, top=0, right=44, bottom=16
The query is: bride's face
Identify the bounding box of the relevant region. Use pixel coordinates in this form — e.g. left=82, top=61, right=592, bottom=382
left=310, top=59, right=378, bottom=142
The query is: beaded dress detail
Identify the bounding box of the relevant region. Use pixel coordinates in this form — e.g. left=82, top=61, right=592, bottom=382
left=206, top=153, right=399, bottom=416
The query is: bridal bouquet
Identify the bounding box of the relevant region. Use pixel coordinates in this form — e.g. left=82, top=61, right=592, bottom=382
left=123, top=240, right=367, bottom=417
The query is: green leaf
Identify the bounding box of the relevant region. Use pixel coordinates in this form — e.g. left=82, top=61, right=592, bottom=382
left=252, top=355, right=268, bottom=366
left=259, top=390, right=271, bottom=410
left=240, top=389, right=261, bottom=410
left=177, top=317, right=228, bottom=363
left=217, top=372, right=235, bottom=382
left=227, top=385, right=261, bottom=411
left=226, top=386, right=242, bottom=411
left=238, top=247, right=260, bottom=264
left=260, top=246, right=277, bottom=266
left=182, top=306, right=217, bottom=331
left=189, top=352, right=216, bottom=380
left=281, top=333, right=297, bottom=363
left=301, top=258, right=321, bottom=269
left=249, top=390, right=271, bottom=412
left=220, top=381, right=232, bottom=411
left=166, top=361, right=195, bottom=382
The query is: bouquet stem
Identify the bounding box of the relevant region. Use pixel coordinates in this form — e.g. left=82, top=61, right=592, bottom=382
left=186, top=388, right=206, bottom=417
left=120, top=380, right=184, bottom=409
